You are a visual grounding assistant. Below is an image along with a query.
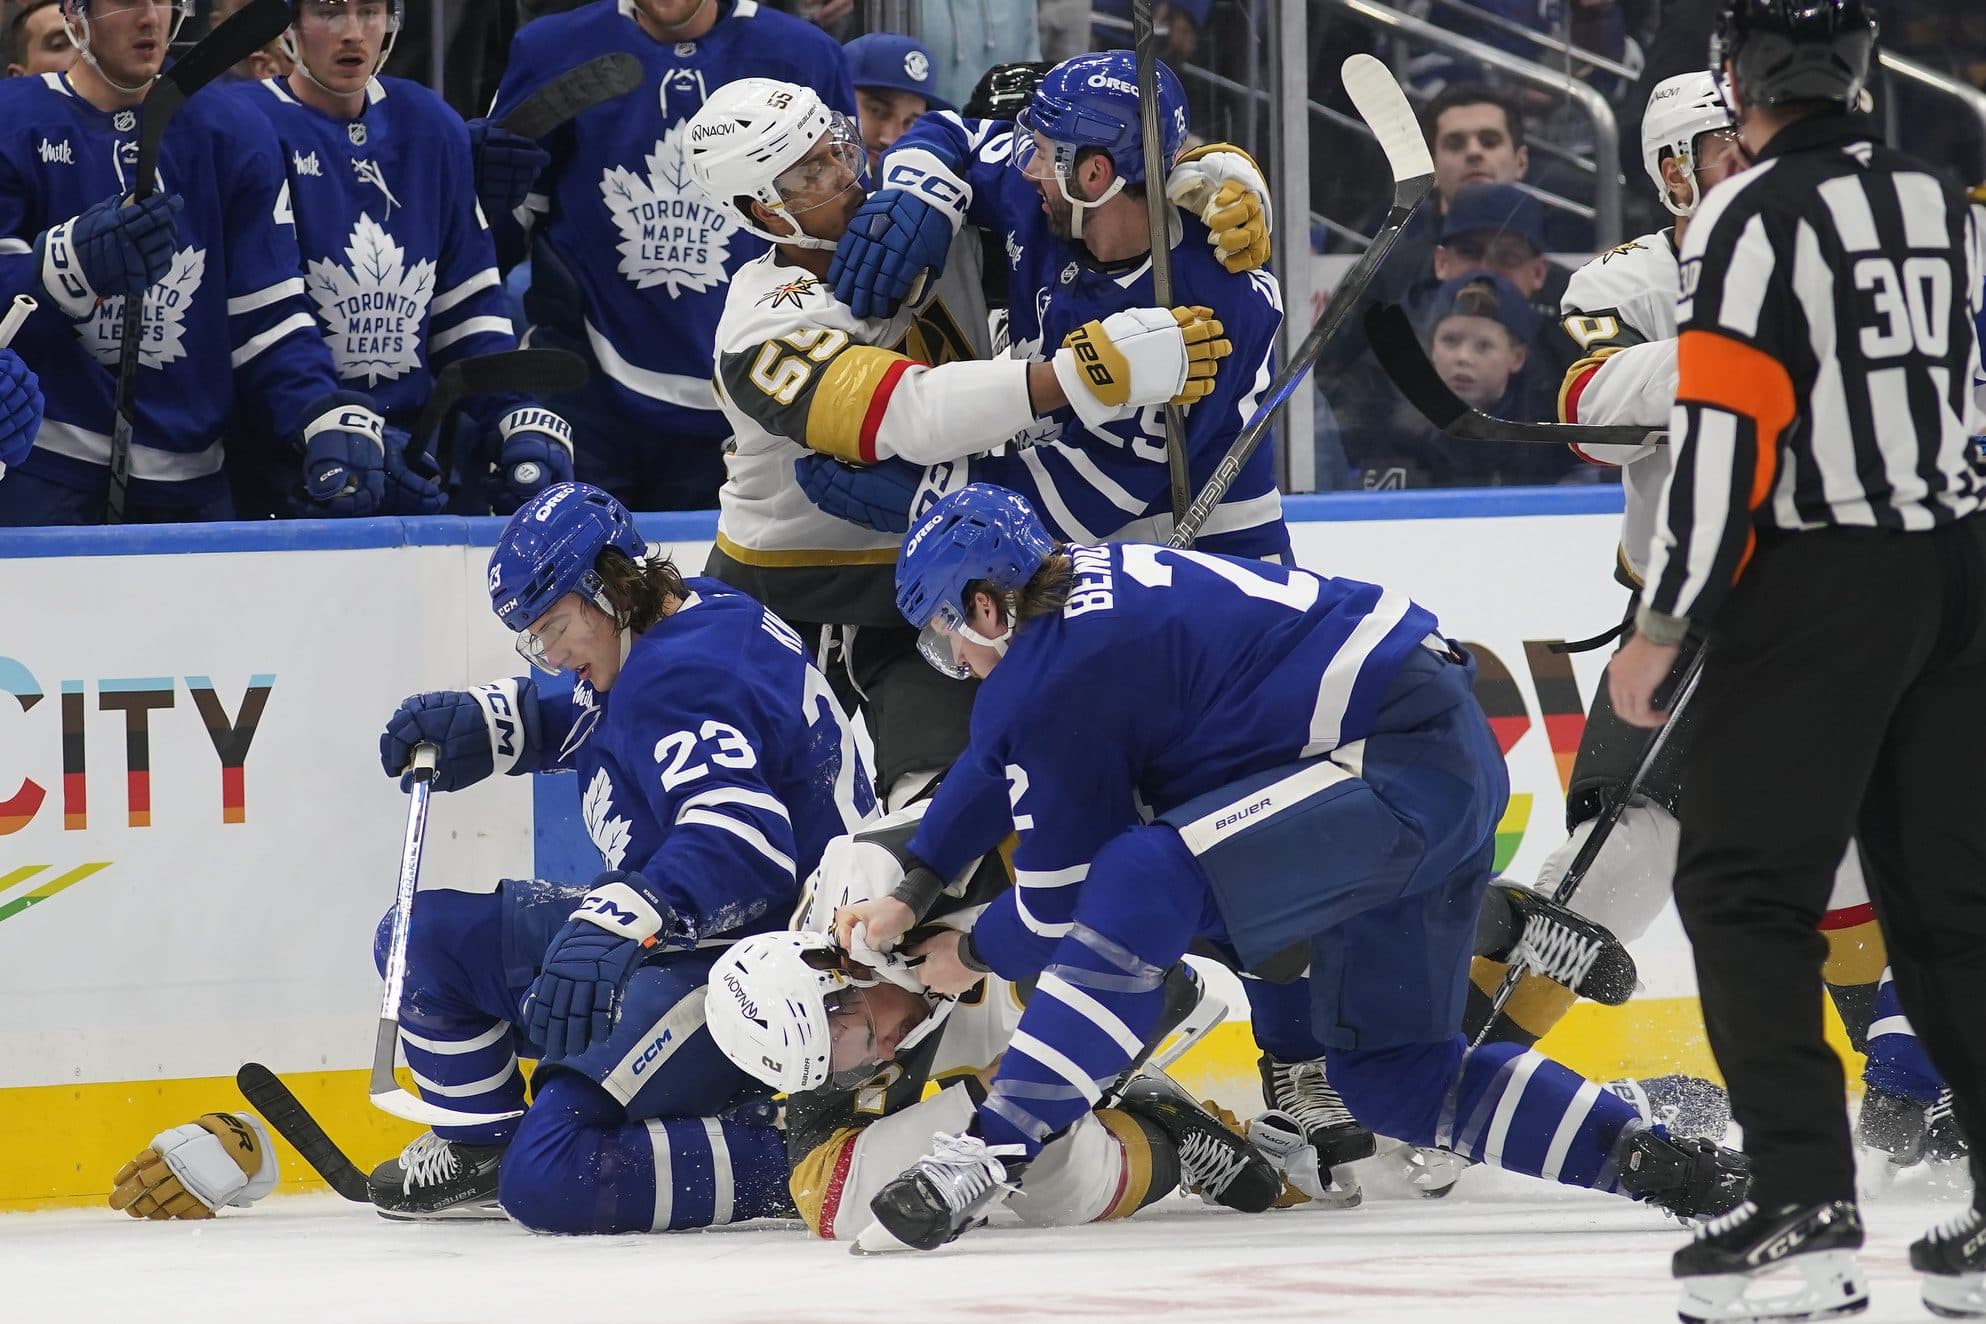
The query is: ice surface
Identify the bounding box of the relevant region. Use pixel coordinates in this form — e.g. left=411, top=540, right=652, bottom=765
left=8, top=1158, right=1970, bottom=1324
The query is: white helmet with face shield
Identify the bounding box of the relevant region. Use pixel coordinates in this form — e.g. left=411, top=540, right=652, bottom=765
left=1640, top=72, right=1739, bottom=219
left=684, top=77, right=868, bottom=252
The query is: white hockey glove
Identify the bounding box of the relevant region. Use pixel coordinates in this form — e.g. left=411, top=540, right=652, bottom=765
left=1168, top=143, right=1273, bottom=274
left=109, top=1112, right=280, bottom=1219
left=1050, top=306, right=1231, bottom=431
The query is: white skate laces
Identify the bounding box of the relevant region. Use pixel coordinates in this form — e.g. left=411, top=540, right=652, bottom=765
left=1512, top=912, right=1603, bottom=991
left=1175, top=1127, right=1255, bottom=1202
left=1268, top=1059, right=1358, bottom=1134
left=913, top=1132, right=1021, bottom=1217
left=397, top=1132, right=463, bottom=1195
left=1691, top=1199, right=1757, bottom=1241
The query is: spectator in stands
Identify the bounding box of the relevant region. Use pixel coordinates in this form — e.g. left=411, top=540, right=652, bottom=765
left=918, top=0, right=1041, bottom=110
left=1091, top=1, right=1201, bottom=63
left=7, top=0, right=71, bottom=77
left=1036, top=0, right=1090, bottom=62
left=844, top=32, right=951, bottom=176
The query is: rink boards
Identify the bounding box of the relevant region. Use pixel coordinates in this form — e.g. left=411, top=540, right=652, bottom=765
left=0, top=488, right=1860, bottom=1212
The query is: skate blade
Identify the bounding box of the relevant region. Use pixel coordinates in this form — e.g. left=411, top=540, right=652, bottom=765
left=1924, top=1270, right=1986, bottom=1319
left=373, top=1200, right=507, bottom=1223
left=850, top=1219, right=918, bottom=1255
left=1678, top=1251, right=1868, bottom=1324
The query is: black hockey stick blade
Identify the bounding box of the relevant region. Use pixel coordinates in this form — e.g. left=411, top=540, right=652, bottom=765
left=235, top=1062, right=372, bottom=1203
left=1364, top=302, right=1669, bottom=449
left=501, top=52, right=645, bottom=141
left=407, top=348, right=589, bottom=476
left=108, top=0, right=294, bottom=523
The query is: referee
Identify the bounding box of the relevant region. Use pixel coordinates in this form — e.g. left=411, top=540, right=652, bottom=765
left=1605, top=0, right=1986, bottom=1319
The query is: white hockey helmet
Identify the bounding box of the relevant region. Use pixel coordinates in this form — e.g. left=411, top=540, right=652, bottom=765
left=1640, top=72, right=1737, bottom=218
left=684, top=77, right=867, bottom=252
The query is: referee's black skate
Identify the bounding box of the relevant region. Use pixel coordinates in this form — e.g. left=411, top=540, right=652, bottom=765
left=367, top=1131, right=506, bottom=1220
left=1257, top=1052, right=1377, bottom=1169
left=852, top=1131, right=1027, bottom=1254
left=1116, top=1072, right=1283, bottom=1213
left=1912, top=1202, right=1986, bottom=1318
left=1616, top=1127, right=1752, bottom=1220
left=1487, top=882, right=1638, bottom=1006
left=1673, top=1200, right=1867, bottom=1323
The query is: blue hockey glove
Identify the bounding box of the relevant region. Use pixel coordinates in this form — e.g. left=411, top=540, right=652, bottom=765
left=488, top=405, right=574, bottom=515
left=0, top=350, right=43, bottom=472
left=382, top=426, right=447, bottom=515
left=34, top=192, right=184, bottom=320
left=827, top=148, right=969, bottom=320
left=379, top=679, right=540, bottom=791
left=794, top=452, right=923, bottom=533
left=522, top=872, right=691, bottom=1060
left=467, top=119, right=551, bottom=223
left=298, top=392, right=389, bottom=517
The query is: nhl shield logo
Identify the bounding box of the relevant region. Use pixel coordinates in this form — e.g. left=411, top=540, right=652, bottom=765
left=674, top=42, right=696, bottom=56
left=1059, top=262, right=1078, bottom=285
left=348, top=122, right=368, bottom=146
left=113, top=109, right=136, bottom=133
left=904, top=51, right=930, bottom=82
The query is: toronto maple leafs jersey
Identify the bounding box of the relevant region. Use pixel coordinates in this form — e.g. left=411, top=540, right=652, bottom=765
left=906, top=542, right=1438, bottom=973
left=890, top=113, right=1290, bottom=562
left=0, top=72, right=342, bottom=510
left=488, top=0, right=853, bottom=437
left=236, top=76, right=520, bottom=428
left=1556, top=231, right=1681, bottom=583
left=527, top=580, right=877, bottom=940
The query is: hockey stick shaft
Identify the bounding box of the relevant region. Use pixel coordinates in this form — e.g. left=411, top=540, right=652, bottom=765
left=500, top=51, right=644, bottom=140
left=106, top=0, right=292, bottom=523
left=235, top=1063, right=371, bottom=1203
left=1170, top=55, right=1434, bottom=549
left=1131, top=1, right=1191, bottom=528
left=0, top=295, right=34, bottom=348
left=408, top=347, right=588, bottom=478
left=1471, top=646, right=1707, bottom=1045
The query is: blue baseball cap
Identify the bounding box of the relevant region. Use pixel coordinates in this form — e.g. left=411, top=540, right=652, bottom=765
left=843, top=33, right=953, bottom=112
left=1424, top=271, right=1537, bottom=342
left=1440, top=182, right=1546, bottom=253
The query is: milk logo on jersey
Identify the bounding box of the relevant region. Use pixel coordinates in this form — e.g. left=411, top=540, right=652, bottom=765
left=600, top=119, right=736, bottom=297
left=581, top=766, right=632, bottom=869
left=306, top=213, right=436, bottom=385
left=82, top=247, right=205, bottom=370
left=37, top=138, right=73, bottom=165
left=292, top=150, right=323, bottom=178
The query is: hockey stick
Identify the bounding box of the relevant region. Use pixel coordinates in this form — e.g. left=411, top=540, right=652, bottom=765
left=1364, top=302, right=1669, bottom=449
left=370, top=743, right=523, bottom=1127
left=1131, top=1, right=1191, bottom=528
left=407, top=347, right=588, bottom=483
left=105, top=0, right=292, bottom=523
left=500, top=52, right=645, bottom=140
left=0, top=294, right=34, bottom=348
left=1471, top=646, right=1708, bottom=1046
left=235, top=1063, right=371, bottom=1203
left=1170, top=54, right=1434, bottom=549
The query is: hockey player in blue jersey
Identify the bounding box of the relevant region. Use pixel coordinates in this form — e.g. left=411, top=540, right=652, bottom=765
left=0, top=349, right=44, bottom=481
left=358, top=481, right=877, bottom=1227
left=831, top=485, right=1752, bottom=1253
left=478, top=0, right=853, bottom=510
left=799, top=52, right=1289, bottom=561
left=0, top=0, right=405, bottom=525
left=229, top=0, right=573, bottom=516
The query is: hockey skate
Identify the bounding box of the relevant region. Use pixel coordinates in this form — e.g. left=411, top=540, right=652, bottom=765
left=1912, top=1203, right=1986, bottom=1318
left=1925, top=1090, right=1971, bottom=1165
left=1486, top=882, right=1638, bottom=1006
left=1116, top=1073, right=1283, bottom=1213
left=367, top=1131, right=506, bottom=1221
left=1257, top=1052, right=1378, bottom=1169
left=1607, top=1075, right=1734, bottom=1141
left=1246, top=1111, right=1364, bottom=1209
left=1616, top=1127, right=1752, bottom=1221
left=852, top=1130, right=1027, bottom=1254
left=1674, top=1200, right=1868, bottom=1323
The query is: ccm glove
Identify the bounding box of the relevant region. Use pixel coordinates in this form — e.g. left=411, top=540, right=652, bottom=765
left=0, top=350, right=43, bottom=474
left=299, top=392, right=388, bottom=517
left=34, top=191, right=184, bottom=319
left=1052, top=305, right=1231, bottom=431
left=109, top=1112, right=279, bottom=1220
left=488, top=405, right=574, bottom=514
left=379, top=679, right=540, bottom=791
left=828, top=148, right=970, bottom=320
left=1168, top=144, right=1272, bottom=274
left=467, top=119, right=551, bottom=222
left=793, top=452, right=922, bottom=533
left=522, top=871, right=691, bottom=1060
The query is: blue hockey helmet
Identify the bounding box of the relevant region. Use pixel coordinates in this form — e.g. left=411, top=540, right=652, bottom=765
left=488, top=482, right=648, bottom=672
left=1015, top=50, right=1187, bottom=191
left=895, top=485, right=1057, bottom=678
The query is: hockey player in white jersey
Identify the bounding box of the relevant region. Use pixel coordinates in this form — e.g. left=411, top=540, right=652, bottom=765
left=0, top=0, right=400, bottom=525
left=231, top=0, right=573, bottom=517
left=684, top=76, right=1233, bottom=808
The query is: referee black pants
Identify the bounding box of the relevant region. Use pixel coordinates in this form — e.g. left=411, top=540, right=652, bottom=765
left=1673, top=514, right=1986, bottom=1209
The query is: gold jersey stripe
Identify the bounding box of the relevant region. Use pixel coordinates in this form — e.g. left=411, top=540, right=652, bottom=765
left=712, top=530, right=900, bottom=567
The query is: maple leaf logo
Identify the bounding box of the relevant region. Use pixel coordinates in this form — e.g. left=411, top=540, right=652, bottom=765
left=582, top=767, right=631, bottom=870
left=600, top=120, right=736, bottom=297
left=306, top=214, right=435, bottom=386
left=83, top=246, right=206, bottom=370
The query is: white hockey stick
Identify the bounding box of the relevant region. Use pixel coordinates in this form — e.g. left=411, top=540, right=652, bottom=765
left=0, top=294, right=34, bottom=348
left=368, top=742, right=524, bottom=1127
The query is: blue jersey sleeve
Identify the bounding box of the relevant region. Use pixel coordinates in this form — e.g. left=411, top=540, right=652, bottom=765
left=891, top=112, right=1019, bottom=235
left=483, top=26, right=568, bottom=271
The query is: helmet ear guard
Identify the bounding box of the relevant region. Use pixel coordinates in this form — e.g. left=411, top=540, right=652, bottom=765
left=61, top=0, right=191, bottom=95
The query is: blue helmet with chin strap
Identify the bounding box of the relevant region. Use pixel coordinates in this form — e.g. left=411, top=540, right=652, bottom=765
left=488, top=482, right=647, bottom=637
left=896, top=486, right=1057, bottom=678
left=1019, top=49, right=1187, bottom=189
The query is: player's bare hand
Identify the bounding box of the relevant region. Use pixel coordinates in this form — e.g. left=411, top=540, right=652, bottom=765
left=1607, top=632, right=1681, bottom=729
left=909, top=929, right=983, bottom=997
left=834, top=896, right=914, bottom=952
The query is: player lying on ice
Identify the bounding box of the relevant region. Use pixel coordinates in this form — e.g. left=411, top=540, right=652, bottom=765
left=828, top=483, right=1755, bottom=1254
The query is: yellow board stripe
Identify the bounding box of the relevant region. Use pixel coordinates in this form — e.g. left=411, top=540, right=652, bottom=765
left=0, top=864, right=49, bottom=899
left=0, top=861, right=108, bottom=925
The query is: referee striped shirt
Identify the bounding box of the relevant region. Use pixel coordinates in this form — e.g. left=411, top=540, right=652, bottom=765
left=1640, top=114, right=1986, bottom=636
